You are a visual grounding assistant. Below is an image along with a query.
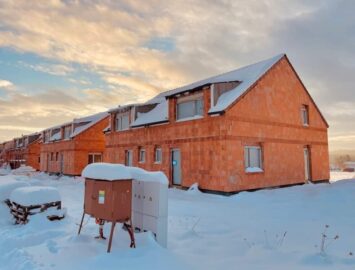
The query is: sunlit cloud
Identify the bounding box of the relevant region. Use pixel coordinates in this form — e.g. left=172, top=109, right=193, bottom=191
left=0, top=79, right=14, bottom=90
left=18, top=61, right=75, bottom=76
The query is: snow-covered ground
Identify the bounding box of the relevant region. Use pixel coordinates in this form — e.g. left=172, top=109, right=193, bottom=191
left=0, top=171, right=355, bottom=270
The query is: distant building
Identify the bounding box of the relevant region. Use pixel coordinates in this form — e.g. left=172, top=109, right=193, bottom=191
left=7, top=133, right=42, bottom=170
left=104, top=54, right=330, bottom=193
left=40, top=112, right=109, bottom=175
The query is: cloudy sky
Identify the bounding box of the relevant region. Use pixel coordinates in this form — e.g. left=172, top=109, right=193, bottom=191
left=0, top=0, right=354, bottom=151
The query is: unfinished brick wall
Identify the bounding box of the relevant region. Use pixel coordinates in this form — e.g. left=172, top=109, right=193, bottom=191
left=105, top=56, right=329, bottom=193
left=25, top=141, right=41, bottom=171
left=40, top=117, right=108, bottom=175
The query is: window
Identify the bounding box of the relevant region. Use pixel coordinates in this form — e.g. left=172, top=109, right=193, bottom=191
left=44, top=131, right=50, bottom=143
left=125, top=150, right=132, bottom=166
left=301, top=105, right=309, bottom=126
left=64, top=126, right=71, bottom=139
left=115, top=114, right=130, bottom=131
left=139, top=148, right=145, bottom=163
left=177, top=98, right=204, bottom=120
left=51, top=152, right=54, bottom=161
left=88, top=153, right=102, bottom=164
left=155, top=147, right=162, bottom=163
left=56, top=152, right=59, bottom=161
left=244, top=146, right=263, bottom=172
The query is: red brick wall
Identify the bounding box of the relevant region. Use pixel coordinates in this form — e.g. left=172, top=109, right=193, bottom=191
left=40, top=117, right=108, bottom=175
left=224, top=57, right=329, bottom=191
left=26, top=141, right=41, bottom=171
left=104, top=56, right=329, bottom=192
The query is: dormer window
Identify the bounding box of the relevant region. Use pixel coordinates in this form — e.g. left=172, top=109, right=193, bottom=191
left=63, top=125, right=72, bottom=139
left=44, top=131, right=50, bottom=143
left=115, top=113, right=130, bottom=131
left=301, top=105, right=309, bottom=126
left=176, top=93, right=204, bottom=121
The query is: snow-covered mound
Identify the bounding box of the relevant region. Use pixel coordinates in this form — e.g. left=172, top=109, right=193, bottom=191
left=10, top=186, right=61, bottom=206
left=186, top=183, right=202, bottom=195
left=0, top=178, right=30, bottom=201
left=0, top=164, right=11, bottom=176
left=82, top=163, right=168, bottom=184
left=11, top=165, right=36, bottom=175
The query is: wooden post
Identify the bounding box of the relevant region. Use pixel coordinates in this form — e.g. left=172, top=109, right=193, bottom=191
left=107, top=221, right=116, bottom=253
left=78, top=212, right=85, bottom=235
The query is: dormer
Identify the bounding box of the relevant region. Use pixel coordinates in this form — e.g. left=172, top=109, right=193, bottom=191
left=50, top=128, right=61, bottom=142
left=43, top=130, right=51, bottom=143
left=62, top=124, right=72, bottom=140
left=109, top=105, right=134, bottom=132
left=210, top=81, right=240, bottom=108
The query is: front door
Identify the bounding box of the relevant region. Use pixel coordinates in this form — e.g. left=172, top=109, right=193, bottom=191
left=171, top=149, right=181, bottom=185
left=125, top=150, right=132, bottom=166
left=304, top=147, right=311, bottom=182
left=46, top=153, right=50, bottom=172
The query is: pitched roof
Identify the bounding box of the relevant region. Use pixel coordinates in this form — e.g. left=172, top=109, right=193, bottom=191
left=127, top=54, right=284, bottom=127
left=162, top=54, right=285, bottom=113
left=131, top=100, right=168, bottom=127
left=70, top=111, right=109, bottom=137
left=42, top=111, right=109, bottom=139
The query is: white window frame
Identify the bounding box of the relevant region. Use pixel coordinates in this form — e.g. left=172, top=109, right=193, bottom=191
left=244, top=146, right=263, bottom=172
left=115, top=113, right=130, bottom=131
left=63, top=125, right=72, bottom=139
left=125, top=150, right=132, bottom=166
left=301, top=105, right=309, bottom=126
left=139, top=148, right=145, bottom=163
left=155, top=147, right=162, bottom=163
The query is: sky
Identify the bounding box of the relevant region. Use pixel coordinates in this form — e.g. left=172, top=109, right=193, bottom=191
left=0, top=0, right=354, bottom=151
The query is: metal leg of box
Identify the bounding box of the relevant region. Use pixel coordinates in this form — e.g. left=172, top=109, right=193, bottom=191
left=107, top=221, right=116, bottom=253
left=78, top=212, right=85, bottom=235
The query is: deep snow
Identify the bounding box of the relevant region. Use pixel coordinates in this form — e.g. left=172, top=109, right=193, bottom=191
left=0, top=171, right=354, bottom=269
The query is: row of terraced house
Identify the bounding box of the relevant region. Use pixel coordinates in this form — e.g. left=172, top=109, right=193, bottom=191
left=0, top=54, right=330, bottom=193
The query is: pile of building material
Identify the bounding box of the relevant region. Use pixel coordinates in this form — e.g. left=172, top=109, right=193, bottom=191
left=11, top=165, right=36, bottom=176
left=6, top=186, right=64, bottom=224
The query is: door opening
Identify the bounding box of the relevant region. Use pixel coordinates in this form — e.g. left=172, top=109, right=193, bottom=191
left=171, top=149, right=181, bottom=185
left=304, top=147, right=311, bottom=183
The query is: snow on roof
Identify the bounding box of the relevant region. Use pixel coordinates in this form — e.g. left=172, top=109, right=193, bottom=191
left=161, top=54, right=285, bottom=101
left=10, top=186, right=61, bottom=206
left=70, top=111, right=108, bottom=138
left=41, top=111, right=108, bottom=139
left=107, top=54, right=284, bottom=127
left=50, top=130, right=61, bottom=141
left=82, top=163, right=169, bottom=184
left=131, top=100, right=168, bottom=127
left=108, top=103, right=138, bottom=113
left=159, top=54, right=285, bottom=113
left=210, top=54, right=285, bottom=113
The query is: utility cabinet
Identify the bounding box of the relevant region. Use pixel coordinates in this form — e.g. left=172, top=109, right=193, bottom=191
left=84, top=179, right=132, bottom=222
left=132, top=180, right=168, bottom=247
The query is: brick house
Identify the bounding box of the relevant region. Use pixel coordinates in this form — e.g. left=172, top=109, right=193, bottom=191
left=6, top=133, right=42, bottom=170
left=0, top=140, right=14, bottom=167
left=40, top=112, right=109, bottom=175
left=104, top=54, right=329, bottom=193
